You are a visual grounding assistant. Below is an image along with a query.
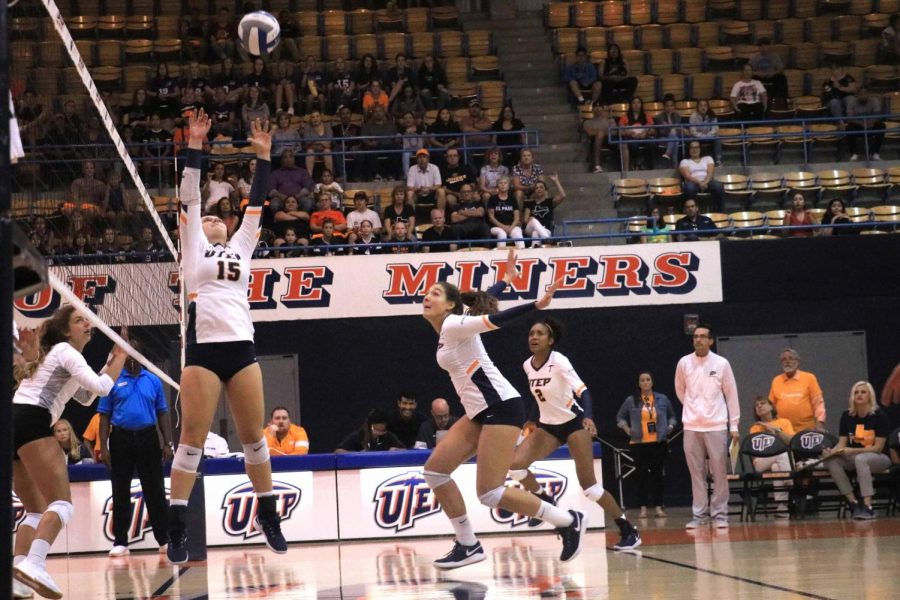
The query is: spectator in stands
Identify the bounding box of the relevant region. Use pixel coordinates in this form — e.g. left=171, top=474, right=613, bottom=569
left=82, top=116, right=114, bottom=164
left=360, top=104, right=400, bottom=180
left=675, top=198, right=716, bottom=241
left=819, top=198, right=855, bottom=236
left=203, top=162, right=238, bottom=212
left=332, top=105, right=362, bottom=181
left=488, top=175, right=525, bottom=249
left=618, top=96, right=653, bottom=171
left=822, top=381, right=892, bottom=520
left=82, top=413, right=102, bottom=463
left=679, top=141, right=724, bottom=212
left=362, top=79, right=391, bottom=117
left=298, top=55, right=326, bottom=116
left=16, top=89, right=47, bottom=147
left=141, top=114, right=173, bottom=189
left=845, top=86, right=884, bottom=162
left=881, top=363, right=900, bottom=431
left=479, top=146, right=509, bottom=202
left=182, top=62, right=213, bottom=103
left=417, top=55, right=451, bottom=110
left=329, top=58, right=357, bottom=113
left=204, top=430, right=230, bottom=458
left=600, top=43, right=638, bottom=105
left=335, top=408, right=405, bottom=452
left=355, top=54, right=382, bottom=98
left=391, top=83, right=427, bottom=123
left=208, top=86, right=238, bottom=138
left=676, top=324, right=740, bottom=529
left=245, top=56, right=272, bottom=93
left=748, top=396, right=794, bottom=516
left=209, top=6, right=239, bottom=61
left=406, top=148, right=444, bottom=208
left=654, top=94, right=685, bottom=166
left=241, top=86, right=270, bottom=139
left=274, top=226, right=305, bottom=258
left=422, top=208, right=458, bottom=253
left=346, top=191, right=382, bottom=242
left=147, top=63, right=179, bottom=127
left=212, top=198, right=240, bottom=238
left=309, top=192, right=347, bottom=235
left=398, top=110, right=427, bottom=174
left=459, top=99, right=494, bottom=165
left=387, top=393, right=428, bottom=449
left=730, top=64, right=767, bottom=121
left=440, top=148, right=478, bottom=210
left=61, top=99, right=84, bottom=137
left=272, top=112, right=302, bottom=157
left=268, top=149, right=315, bottom=212
left=213, top=57, right=243, bottom=104
left=387, top=220, right=417, bottom=254
left=385, top=53, right=415, bottom=102
left=309, top=218, right=347, bottom=256
left=450, top=183, right=491, bottom=244
left=71, top=161, right=108, bottom=213
left=768, top=348, right=826, bottom=432
left=785, top=193, right=816, bottom=238
left=749, top=38, right=788, bottom=108
left=265, top=406, right=309, bottom=456
left=414, top=398, right=458, bottom=449
left=136, top=227, right=160, bottom=261
left=688, top=99, right=723, bottom=166
left=314, top=168, right=344, bottom=209
left=383, top=185, right=416, bottom=236
left=641, top=207, right=670, bottom=243
left=584, top=103, right=615, bottom=173
left=96, top=226, right=120, bottom=256
left=301, top=110, right=334, bottom=175
left=523, top=174, right=565, bottom=246
left=235, top=158, right=256, bottom=201
left=427, top=108, right=461, bottom=167
left=54, top=419, right=90, bottom=465
left=511, top=149, right=545, bottom=209
left=822, top=63, right=858, bottom=119
left=58, top=212, right=87, bottom=251
left=565, top=47, right=603, bottom=106
left=881, top=14, right=900, bottom=63
left=492, top=105, right=527, bottom=167
left=64, top=232, right=94, bottom=262
left=272, top=10, right=301, bottom=62
left=41, top=114, right=79, bottom=176
left=351, top=220, right=384, bottom=255
left=616, top=370, right=677, bottom=517
left=180, top=7, right=208, bottom=61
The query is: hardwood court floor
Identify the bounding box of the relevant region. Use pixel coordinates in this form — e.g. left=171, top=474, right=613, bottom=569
left=40, top=511, right=900, bottom=599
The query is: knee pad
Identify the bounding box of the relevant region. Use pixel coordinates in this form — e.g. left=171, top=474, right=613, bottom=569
left=22, top=512, right=42, bottom=529
left=172, top=444, right=203, bottom=474
left=242, top=438, right=270, bottom=465
left=508, top=469, right=530, bottom=482
left=478, top=485, right=507, bottom=509
left=46, top=501, right=73, bottom=526
left=584, top=483, right=606, bottom=502
left=423, top=470, right=452, bottom=489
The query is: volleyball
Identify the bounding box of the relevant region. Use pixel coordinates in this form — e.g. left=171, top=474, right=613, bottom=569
left=238, top=11, right=281, bottom=57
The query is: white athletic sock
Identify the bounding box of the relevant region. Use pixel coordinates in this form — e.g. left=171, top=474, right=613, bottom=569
left=27, top=539, right=51, bottom=567
left=169, top=499, right=189, bottom=507
left=537, top=501, right=574, bottom=528
left=13, top=555, right=25, bottom=566
left=450, top=514, right=478, bottom=546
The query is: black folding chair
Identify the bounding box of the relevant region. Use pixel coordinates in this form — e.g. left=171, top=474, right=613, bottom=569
left=788, top=429, right=839, bottom=519
left=739, top=432, right=791, bottom=521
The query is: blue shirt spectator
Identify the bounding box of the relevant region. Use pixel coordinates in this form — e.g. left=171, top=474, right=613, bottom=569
left=98, top=368, right=168, bottom=430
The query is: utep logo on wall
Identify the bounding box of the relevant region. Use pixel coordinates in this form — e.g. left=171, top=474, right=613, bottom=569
left=373, top=471, right=441, bottom=532
left=751, top=434, right=776, bottom=453
left=102, top=484, right=171, bottom=543
left=491, top=467, right=568, bottom=527
left=12, top=493, right=27, bottom=531
left=222, top=481, right=301, bottom=540
left=799, top=431, right=825, bottom=451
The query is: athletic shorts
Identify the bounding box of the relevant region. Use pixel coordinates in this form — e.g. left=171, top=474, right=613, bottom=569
left=472, top=397, right=526, bottom=428
left=185, top=340, right=257, bottom=381
left=13, top=404, right=54, bottom=458
left=538, top=409, right=586, bottom=444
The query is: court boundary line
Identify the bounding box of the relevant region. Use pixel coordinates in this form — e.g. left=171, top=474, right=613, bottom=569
left=151, top=565, right=191, bottom=599
left=615, top=549, right=837, bottom=600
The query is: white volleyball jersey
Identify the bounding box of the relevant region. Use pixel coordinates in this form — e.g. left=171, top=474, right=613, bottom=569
left=436, top=314, right=520, bottom=418
left=523, top=351, right=587, bottom=425
left=180, top=166, right=262, bottom=344
left=14, top=342, right=115, bottom=424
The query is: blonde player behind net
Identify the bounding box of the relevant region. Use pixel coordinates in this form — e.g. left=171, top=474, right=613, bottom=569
left=509, top=317, right=641, bottom=550
left=165, top=110, right=287, bottom=564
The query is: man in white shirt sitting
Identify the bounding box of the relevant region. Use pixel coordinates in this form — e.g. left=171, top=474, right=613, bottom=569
left=678, top=141, right=725, bottom=211
left=406, top=148, right=445, bottom=209
left=730, top=64, right=767, bottom=121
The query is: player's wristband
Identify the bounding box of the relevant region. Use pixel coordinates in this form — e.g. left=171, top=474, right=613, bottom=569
left=186, top=148, right=202, bottom=170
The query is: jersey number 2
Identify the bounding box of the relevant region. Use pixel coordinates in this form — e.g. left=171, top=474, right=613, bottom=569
left=217, top=260, right=241, bottom=281
left=535, top=389, right=547, bottom=402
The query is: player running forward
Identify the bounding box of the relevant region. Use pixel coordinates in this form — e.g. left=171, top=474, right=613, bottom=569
left=165, top=110, right=286, bottom=564
left=510, top=317, right=641, bottom=550
left=13, top=306, right=127, bottom=598
left=421, top=250, right=586, bottom=569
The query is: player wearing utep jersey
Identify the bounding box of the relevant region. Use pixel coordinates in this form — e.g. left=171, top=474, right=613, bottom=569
left=421, top=250, right=587, bottom=570
left=510, top=317, right=641, bottom=551
left=165, top=110, right=287, bottom=565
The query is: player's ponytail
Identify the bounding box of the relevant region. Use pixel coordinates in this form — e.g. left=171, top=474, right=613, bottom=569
left=460, top=291, right=499, bottom=316
left=20, top=305, right=78, bottom=380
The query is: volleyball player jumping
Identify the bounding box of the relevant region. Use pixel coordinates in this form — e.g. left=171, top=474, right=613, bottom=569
left=165, top=110, right=286, bottom=564
left=511, top=317, right=641, bottom=550
left=12, top=306, right=127, bottom=599
left=421, top=251, right=586, bottom=569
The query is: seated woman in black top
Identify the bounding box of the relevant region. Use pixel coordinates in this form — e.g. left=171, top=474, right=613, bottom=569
left=600, top=43, right=638, bottom=104
left=335, top=409, right=405, bottom=452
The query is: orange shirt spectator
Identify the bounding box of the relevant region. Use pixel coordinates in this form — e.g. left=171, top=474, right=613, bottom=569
left=82, top=412, right=103, bottom=459
left=362, top=81, right=390, bottom=114
left=769, top=349, right=825, bottom=432
left=750, top=418, right=795, bottom=436
left=265, top=406, right=310, bottom=455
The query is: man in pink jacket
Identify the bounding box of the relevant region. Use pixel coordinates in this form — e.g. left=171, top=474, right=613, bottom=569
left=675, top=324, right=740, bottom=529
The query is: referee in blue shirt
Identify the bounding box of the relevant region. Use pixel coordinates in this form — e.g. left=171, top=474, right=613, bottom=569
left=98, top=341, right=174, bottom=556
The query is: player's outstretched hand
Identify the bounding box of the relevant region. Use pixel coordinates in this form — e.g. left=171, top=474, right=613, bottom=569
left=248, top=118, right=273, bottom=160
left=502, top=248, right=518, bottom=284
left=188, top=109, right=212, bottom=146
left=536, top=277, right=564, bottom=310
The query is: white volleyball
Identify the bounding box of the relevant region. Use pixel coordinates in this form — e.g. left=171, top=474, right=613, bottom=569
left=238, top=11, right=281, bottom=57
